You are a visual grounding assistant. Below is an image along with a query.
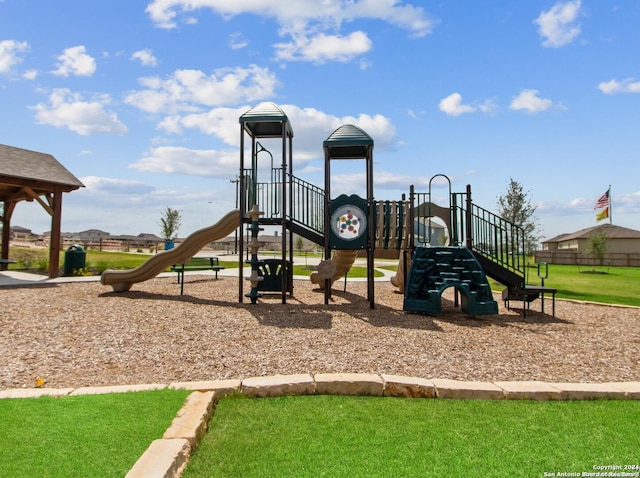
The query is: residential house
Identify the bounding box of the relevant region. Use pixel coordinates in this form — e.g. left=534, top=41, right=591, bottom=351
left=537, top=223, right=640, bottom=266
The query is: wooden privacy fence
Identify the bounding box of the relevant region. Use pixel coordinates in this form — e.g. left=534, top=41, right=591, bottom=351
left=535, top=250, right=640, bottom=267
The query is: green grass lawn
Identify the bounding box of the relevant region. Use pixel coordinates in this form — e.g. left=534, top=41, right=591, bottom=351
left=184, top=395, right=640, bottom=478
left=531, top=264, right=640, bottom=306
left=0, top=389, right=190, bottom=477
left=486, top=264, right=640, bottom=307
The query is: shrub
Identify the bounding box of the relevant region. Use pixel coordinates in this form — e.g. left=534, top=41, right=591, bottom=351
left=94, top=261, right=111, bottom=275
left=35, top=257, right=49, bottom=272
left=12, top=250, right=47, bottom=269
left=72, top=267, right=94, bottom=277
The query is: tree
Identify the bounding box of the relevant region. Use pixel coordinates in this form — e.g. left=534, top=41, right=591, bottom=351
left=497, top=178, right=541, bottom=255
left=159, top=207, right=182, bottom=241
left=585, top=229, right=608, bottom=272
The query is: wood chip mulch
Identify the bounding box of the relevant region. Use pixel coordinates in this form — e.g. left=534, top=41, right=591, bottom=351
left=1, top=275, right=638, bottom=390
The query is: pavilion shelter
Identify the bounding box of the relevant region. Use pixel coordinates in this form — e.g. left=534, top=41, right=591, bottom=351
left=0, top=144, right=84, bottom=277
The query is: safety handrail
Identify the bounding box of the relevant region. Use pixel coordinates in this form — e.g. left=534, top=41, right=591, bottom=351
left=458, top=201, right=526, bottom=276
left=289, top=174, right=325, bottom=235
left=242, top=167, right=283, bottom=217
left=411, top=186, right=526, bottom=281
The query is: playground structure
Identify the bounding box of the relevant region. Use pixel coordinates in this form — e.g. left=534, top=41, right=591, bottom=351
left=235, top=102, right=528, bottom=315
left=103, top=102, right=531, bottom=316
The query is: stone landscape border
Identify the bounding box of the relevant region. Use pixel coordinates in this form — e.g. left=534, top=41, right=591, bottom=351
left=2, top=373, right=639, bottom=478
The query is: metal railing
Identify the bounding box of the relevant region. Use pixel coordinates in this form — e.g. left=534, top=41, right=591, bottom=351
left=289, top=174, right=324, bottom=235
left=242, top=168, right=283, bottom=218
left=412, top=187, right=526, bottom=280
left=461, top=201, right=526, bottom=276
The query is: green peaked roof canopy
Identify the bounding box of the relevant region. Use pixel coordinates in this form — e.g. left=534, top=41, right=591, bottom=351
left=323, top=124, right=374, bottom=159
left=239, top=102, right=293, bottom=138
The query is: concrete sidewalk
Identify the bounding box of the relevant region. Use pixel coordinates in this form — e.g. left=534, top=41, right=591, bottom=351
left=0, top=265, right=396, bottom=288
left=0, top=252, right=398, bottom=287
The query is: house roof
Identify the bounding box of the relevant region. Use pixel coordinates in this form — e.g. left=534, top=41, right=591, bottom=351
left=78, top=229, right=110, bottom=235
left=136, top=233, right=164, bottom=241
left=0, top=144, right=84, bottom=187
left=9, top=225, right=32, bottom=233
left=543, top=223, right=640, bottom=243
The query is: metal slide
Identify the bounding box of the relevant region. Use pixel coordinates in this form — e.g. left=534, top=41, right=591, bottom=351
left=101, top=209, right=240, bottom=292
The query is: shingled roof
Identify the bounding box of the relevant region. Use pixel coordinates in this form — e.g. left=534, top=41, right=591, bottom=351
left=0, top=144, right=84, bottom=197
left=543, top=223, right=640, bottom=243
left=1, top=144, right=84, bottom=278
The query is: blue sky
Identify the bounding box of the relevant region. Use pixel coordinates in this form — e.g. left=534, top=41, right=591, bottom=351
left=1, top=0, right=638, bottom=241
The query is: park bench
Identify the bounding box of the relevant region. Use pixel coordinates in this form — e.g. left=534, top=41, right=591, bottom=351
left=0, top=258, right=16, bottom=271
left=502, top=285, right=558, bottom=317
left=171, top=257, right=225, bottom=295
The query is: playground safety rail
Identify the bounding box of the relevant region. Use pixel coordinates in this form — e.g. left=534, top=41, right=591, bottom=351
left=242, top=167, right=283, bottom=218
left=464, top=201, right=526, bottom=276
left=289, top=174, right=325, bottom=236
left=412, top=186, right=527, bottom=283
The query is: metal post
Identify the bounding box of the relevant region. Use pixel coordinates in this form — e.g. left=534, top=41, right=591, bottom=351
left=465, top=184, right=473, bottom=249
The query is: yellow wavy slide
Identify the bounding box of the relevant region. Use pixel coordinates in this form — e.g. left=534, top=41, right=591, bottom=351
left=101, top=209, right=240, bottom=292
left=309, top=249, right=360, bottom=290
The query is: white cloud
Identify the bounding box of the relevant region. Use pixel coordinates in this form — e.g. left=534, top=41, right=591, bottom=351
left=31, top=88, right=128, bottom=136
left=0, top=39, right=28, bottom=74
left=145, top=0, right=435, bottom=63
left=22, top=69, right=38, bottom=80
left=274, top=30, right=372, bottom=63
left=438, top=93, right=476, bottom=116
left=131, top=48, right=158, bottom=67
left=81, top=176, right=155, bottom=195
left=370, top=171, right=438, bottom=191
left=358, top=58, right=372, bottom=70
left=134, top=103, right=397, bottom=177
left=124, top=65, right=279, bottom=114
left=534, top=0, right=582, bottom=48
left=52, top=46, right=97, bottom=77
left=146, top=0, right=435, bottom=35
left=477, top=98, right=498, bottom=114
left=509, top=89, right=554, bottom=113
left=130, top=146, right=238, bottom=177
left=173, top=106, right=249, bottom=144
left=337, top=111, right=396, bottom=150
left=598, top=78, right=640, bottom=95
left=228, top=32, right=249, bottom=50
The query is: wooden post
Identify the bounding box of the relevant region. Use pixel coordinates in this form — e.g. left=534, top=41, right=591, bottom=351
left=48, top=190, right=63, bottom=278
left=1, top=200, right=15, bottom=269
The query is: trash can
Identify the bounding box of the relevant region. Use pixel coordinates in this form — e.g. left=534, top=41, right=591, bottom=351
left=63, top=245, right=86, bottom=276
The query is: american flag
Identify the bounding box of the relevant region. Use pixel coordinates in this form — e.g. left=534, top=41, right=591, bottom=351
left=594, top=189, right=609, bottom=209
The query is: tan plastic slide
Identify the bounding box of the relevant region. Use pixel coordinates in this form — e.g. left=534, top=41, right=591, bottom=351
left=390, top=251, right=411, bottom=293
left=309, top=249, right=360, bottom=290
left=101, top=209, right=240, bottom=292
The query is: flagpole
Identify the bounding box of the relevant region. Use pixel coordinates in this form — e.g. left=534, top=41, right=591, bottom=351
left=608, top=185, right=612, bottom=225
